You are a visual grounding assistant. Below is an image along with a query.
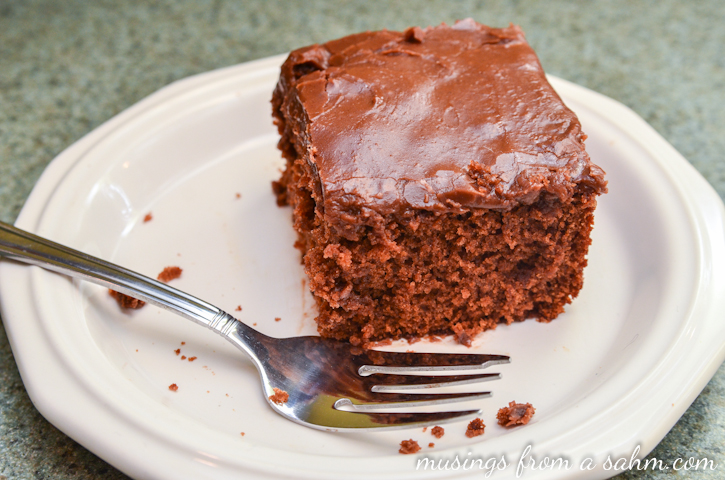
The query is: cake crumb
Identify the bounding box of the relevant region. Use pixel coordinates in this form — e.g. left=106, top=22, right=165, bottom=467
left=431, top=426, right=444, bottom=439
left=368, top=338, right=393, bottom=348
left=109, top=289, right=145, bottom=309
left=269, top=388, right=289, bottom=404
left=180, top=355, right=186, bottom=360
left=174, top=349, right=180, bottom=356
left=465, top=418, right=485, bottom=438
left=181, top=341, right=186, bottom=345
left=497, top=401, right=535, bottom=427
left=428, top=442, right=435, bottom=448
left=422, top=426, right=427, bottom=432
left=168, top=383, right=178, bottom=392
left=143, top=213, right=153, bottom=223
left=240, top=432, right=245, bottom=436
left=452, top=323, right=473, bottom=347
left=235, top=193, right=242, bottom=199
left=399, top=439, right=421, bottom=454
left=157, top=266, right=182, bottom=283
left=235, top=305, right=243, bottom=311
left=188, top=356, right=197, bottom=362
left=275, top=317, right=281, bottom=322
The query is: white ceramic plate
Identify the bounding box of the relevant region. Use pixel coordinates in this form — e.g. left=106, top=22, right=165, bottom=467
left=2, top=55, right=725, bottom=480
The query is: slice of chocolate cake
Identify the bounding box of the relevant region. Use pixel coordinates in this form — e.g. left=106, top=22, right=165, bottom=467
left=272, top=19, right=607, bottom=346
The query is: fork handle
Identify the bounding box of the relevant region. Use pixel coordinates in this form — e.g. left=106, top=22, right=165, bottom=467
left=0, top=220, right=263, bottom=346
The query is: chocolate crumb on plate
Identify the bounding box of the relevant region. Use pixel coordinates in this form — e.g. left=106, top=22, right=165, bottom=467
left=399, top=439, right=421, bottom=454
left=465, top=418, right=485, bottom=438
left=108, top=289, right=145, bottom=309
left=168, top=383, right=178, bottom=392
left=157, top=266, right=182, bottom=282
left=497, top=401, right=536, bottom=427
left=268, top=388, right=289, bottom=404
left=428, top=442, right=435, bottom=448
left=143, top=213, right=153, bottom=223
left=431, top=425, right=444, bottom=438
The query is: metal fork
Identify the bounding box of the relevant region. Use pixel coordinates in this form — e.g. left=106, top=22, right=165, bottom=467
left=0, top=221, right=509, bottom=431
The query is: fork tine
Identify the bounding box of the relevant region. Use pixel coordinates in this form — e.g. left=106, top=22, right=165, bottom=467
left=369, top=372, right=500, bottom=387
left=334, top=392, right=491, bottom=412
left=366, top=391, right=493, bottom=403
left=360, top=351, right=510, bottom=367
left=359, top=363, right=507, bottom=376
left=371, top=374, right=500, bottom=392
left=358, top=352, right=509, bottom=376
left=329, top=409, right=481, bottom=430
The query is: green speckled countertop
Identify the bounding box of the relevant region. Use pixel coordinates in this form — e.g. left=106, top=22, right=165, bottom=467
left=1, top=1, right=723, bottom=479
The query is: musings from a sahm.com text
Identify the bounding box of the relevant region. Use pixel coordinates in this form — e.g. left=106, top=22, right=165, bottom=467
left=415, top=445, right=719, bottom=477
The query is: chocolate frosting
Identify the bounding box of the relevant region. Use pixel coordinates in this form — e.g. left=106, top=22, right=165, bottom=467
left=276, top=19, right=607, bottom=217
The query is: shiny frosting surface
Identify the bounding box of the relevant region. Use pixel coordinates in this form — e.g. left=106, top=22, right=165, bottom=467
left=279, top=19, right=607, bottom=215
